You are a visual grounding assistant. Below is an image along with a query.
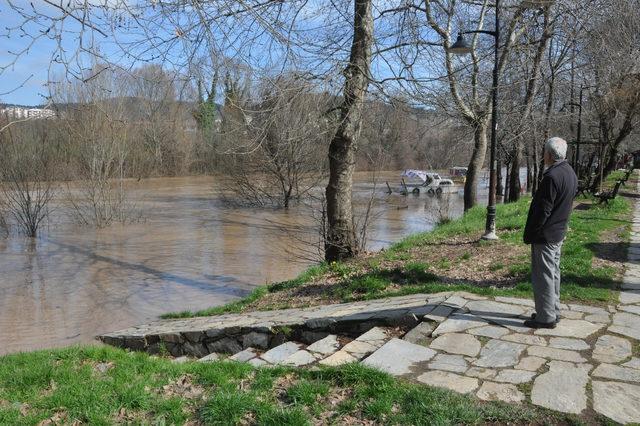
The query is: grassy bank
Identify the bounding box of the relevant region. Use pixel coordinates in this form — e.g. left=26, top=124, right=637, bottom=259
left=167, top=187, right=631, bottom=319
left=0, top=345, right=581, bottom=425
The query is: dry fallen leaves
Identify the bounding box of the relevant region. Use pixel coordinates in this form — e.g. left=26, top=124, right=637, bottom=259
left=36, top=410, right=81, bottom=426
left=272, top=373, right=298, bottom=400
left=157, top=374, right=205, bottom=400
left=93, top=361, right=115, bottom=374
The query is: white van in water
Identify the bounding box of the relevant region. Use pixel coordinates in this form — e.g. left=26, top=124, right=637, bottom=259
left=391, top=169, right=457, bottom=196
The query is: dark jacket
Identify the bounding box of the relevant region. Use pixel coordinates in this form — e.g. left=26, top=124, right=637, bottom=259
left=524, top=160, right=578, bottom=244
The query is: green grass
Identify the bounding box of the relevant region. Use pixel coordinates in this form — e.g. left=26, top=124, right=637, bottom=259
left=165, top=191, right=631, bottom=319
left=0, top=346, right=572, bottom=425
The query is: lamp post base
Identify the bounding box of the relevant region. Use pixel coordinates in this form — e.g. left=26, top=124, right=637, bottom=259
left=481, top=231, right=499, bottom=240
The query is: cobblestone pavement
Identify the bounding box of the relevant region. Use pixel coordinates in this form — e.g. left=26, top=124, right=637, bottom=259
left=100, top=189, right=640, bottom=424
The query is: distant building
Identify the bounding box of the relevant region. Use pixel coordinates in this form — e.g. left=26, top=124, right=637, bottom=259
left=0, top=105, right=56, bottom=120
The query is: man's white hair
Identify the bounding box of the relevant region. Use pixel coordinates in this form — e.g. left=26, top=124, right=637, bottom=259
left=545, top=137, right=568, bottom=161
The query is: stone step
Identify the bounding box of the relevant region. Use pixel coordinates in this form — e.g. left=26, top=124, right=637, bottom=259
left=97, top=292, right=447, bottom=356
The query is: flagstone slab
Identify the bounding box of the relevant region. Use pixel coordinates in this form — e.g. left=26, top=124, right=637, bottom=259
left=567, top=304, right=608, bottom=315
left=617, top=304, right=640, bottom=315
left=466, top=300, right=525, bottom=317
left=583, top=313, right=610, bottom=323
left=493, top=369, right=536, bottom=384
left=342, top=340, right=378, bottom=359
left=623, top=357, right=640, bottom=370
left=306, top=335, right=340, bottom=355
left=452, top=291, right=488, bottom=301
left=428, top=354, right=468, bottom=373
left=284, top=350, right=318, bottom=366
left=494, top=297, right=535, bottom=308
left=592, top=363, right=640, bottom=383
left=467, top=325, right=510, bottom=339
left=474, top=339, right=526, bottom=368
left=319, top=351, right=357, bottom=366
left=622, top=282, right=640, bottom=290
left=248, top=357, right=269, bottom=367
left=608, top=325, right=640, bottom=340
left=403, top=322, right=434, bottom=345
left=592, top=381, right=640, bottom=424
left=430, top=333, right=481, bottom=357
left=431, top=314, right=488, bottom=336
left=229, top=348, right=258, bottom=362
left=416, top=370, right=478, bottom=394
left=559, top=310, right=583, bottom=320
left=531, top=361, right=590, bottom=414
left=612, top=311, right=640, bottom=329
left=466, top=366, right=497, bottom=379
left=261, top=342, right=301, bottom=364
left=527, top=346, right=586, bottom=363
left=442, top=295, right=468, bottom=309
left=424, top=305, right=455, bottom=322
left=619, top=290, right=640, bottom=304
left=533, top=319, right=605, bottom=338
left=476, top=381, right=525, bottom=404
left=548, top=337, right=590, bottom=351
left=592, top=335, right=632, bottom=363
left=356, top=327, right=389, bottom=343
left=515, top=356, right=546, bottom=372
left=362, top=338, right=436, bottom=376
left=502, top=333, right=547, bottom=346
left=197, top=353, right=220, bottom=362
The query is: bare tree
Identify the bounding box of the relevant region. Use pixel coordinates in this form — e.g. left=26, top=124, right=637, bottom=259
left=219, top=74, right=332, bottom=208
left=411, top=0, right=537, bottom=211
left=0, top=122, right=56, bottom=237
left=53, top=66, right=141, bottom=227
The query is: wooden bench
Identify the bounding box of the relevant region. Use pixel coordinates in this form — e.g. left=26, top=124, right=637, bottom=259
left=576, top=179, right=591, bottom=197
left=620, top=167, right=634, bottom=186
left=594, top=179, right=623, bottom=204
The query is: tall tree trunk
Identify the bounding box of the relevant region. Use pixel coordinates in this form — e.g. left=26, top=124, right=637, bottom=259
left=508, top=145, right=521, bottom=201
left=496, top=155, right=503, bottom=204
left=504, top=160, right=511, bottom=201
left=464, top=120, right=488, bottom=211
left=532, top=144, right=540, bottom=194
left=325, top=0, right=373, bottom=262
left=525, top=144, right=532, bottom=192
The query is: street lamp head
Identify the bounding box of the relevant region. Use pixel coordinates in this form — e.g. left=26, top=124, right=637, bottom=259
left=449, top=34, right=472, bottom=55
left=521, top=0, right=555, bottom=8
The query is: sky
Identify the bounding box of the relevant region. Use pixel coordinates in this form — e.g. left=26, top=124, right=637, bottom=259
left=0, top=0, right=453, bottom=107
left=1, top=1, right=84, bottom=105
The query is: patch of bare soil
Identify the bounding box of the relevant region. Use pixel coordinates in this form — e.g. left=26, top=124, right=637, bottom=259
left=91, top=361, right=115, bottom=375
left=272, top=373, right=298, bottom=402
left=311, top=387, right=353, bottom=425
left=157, top=374, right=206, bottom=400
left=406, top=231, right=528, bottom=286
left=114, top=407, right=153, bottom=424
left=246, top=231, right=528, bottom=312
left=37, top=410, right=82, bottom=426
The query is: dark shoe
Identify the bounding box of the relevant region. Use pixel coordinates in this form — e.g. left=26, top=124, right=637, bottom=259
left=524, top=319, right=557, bottom=329
left=530, top=313, right=560, bottom=324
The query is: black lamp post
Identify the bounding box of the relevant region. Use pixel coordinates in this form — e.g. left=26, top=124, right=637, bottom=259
left=449, top=0, right=553, bottom=241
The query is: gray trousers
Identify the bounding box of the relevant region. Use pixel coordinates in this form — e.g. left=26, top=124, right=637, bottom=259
left=531, top=242, right=563, bottom=323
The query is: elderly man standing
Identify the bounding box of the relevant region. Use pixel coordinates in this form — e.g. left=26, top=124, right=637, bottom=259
left=523, top=137, right=578, bottom=329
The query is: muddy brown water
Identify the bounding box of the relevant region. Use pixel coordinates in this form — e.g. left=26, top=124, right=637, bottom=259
left=0, top=172, right=484, bottom=355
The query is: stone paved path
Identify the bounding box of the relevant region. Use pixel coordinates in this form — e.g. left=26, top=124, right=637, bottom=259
left=100, top=183, right=640, bottom=424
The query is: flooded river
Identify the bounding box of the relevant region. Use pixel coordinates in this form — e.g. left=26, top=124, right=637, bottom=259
left=0, top=172, right=483, bottom=354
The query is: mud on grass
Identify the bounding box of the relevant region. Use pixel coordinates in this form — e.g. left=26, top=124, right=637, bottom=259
left=0, top=345, right=617, bottom=425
